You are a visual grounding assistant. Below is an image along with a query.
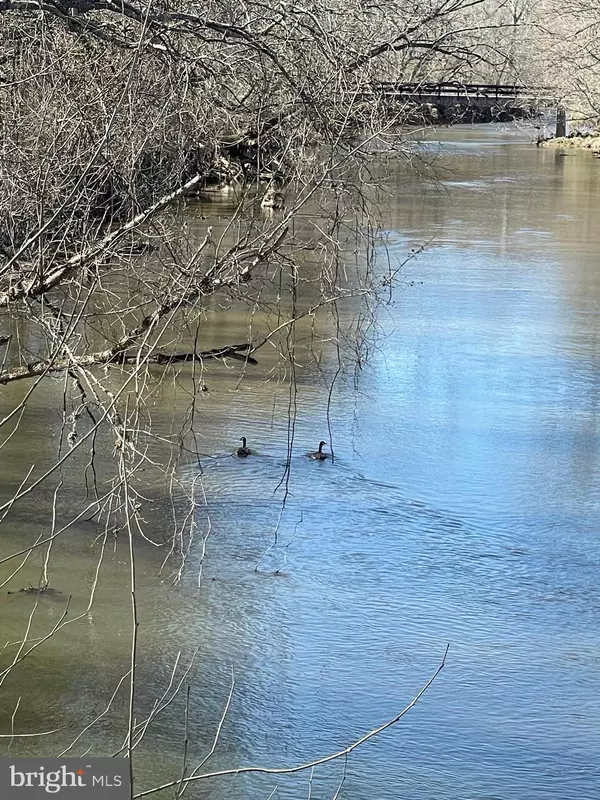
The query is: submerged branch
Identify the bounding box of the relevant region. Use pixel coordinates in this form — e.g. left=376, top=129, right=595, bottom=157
left=0, top=344, right=257, bottom=385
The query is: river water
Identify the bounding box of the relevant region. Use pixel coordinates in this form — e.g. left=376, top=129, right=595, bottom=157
left=1, top=124, right=600, bottom=799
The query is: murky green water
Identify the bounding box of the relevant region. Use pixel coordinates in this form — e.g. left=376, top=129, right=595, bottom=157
left=2, top=124, right=600, bottom=799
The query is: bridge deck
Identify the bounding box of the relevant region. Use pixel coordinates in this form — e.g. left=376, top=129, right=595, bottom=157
left=373, top=82, right=555, bottom=101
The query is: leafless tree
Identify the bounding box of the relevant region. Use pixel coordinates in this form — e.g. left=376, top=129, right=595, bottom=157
left=531, top=0, right=600, bottom=122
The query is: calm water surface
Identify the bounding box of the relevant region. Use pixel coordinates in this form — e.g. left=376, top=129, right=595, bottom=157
left=2, top=124, right=600, bottom=799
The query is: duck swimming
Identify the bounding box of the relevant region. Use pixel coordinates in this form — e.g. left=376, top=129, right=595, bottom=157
left=308, top=440, right=328, bottom=460
left=236, top=437, right=251, bottom=457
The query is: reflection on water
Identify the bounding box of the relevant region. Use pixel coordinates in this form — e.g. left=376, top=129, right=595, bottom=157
left=2, top=124, right=600, bottom=799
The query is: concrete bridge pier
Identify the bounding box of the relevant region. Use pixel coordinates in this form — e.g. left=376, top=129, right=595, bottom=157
left=556, top=106, right=568, bottom=138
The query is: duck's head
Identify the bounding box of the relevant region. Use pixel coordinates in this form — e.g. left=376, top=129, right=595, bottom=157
left=240, top=437, right=247, bottom=447
left=318, top=440, right=327, bottom=451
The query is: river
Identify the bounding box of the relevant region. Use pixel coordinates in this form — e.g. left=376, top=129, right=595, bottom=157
left=1, top=123, right=600, bottom=799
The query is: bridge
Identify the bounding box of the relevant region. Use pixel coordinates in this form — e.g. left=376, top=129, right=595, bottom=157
left=368, top=82, right=563, bottom=133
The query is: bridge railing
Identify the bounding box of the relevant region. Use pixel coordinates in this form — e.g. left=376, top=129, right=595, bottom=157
left=372, top=82, right=555, bottom=100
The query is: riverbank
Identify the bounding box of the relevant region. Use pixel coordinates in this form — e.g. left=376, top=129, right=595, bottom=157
left=539, top=131, right=600, bottom=150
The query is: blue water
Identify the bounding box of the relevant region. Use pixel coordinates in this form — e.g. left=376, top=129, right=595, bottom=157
left=174, top=127, right=600, bottom=800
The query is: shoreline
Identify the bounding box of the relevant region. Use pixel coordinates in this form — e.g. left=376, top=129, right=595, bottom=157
left=539, top=132, right=600, bottom=150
